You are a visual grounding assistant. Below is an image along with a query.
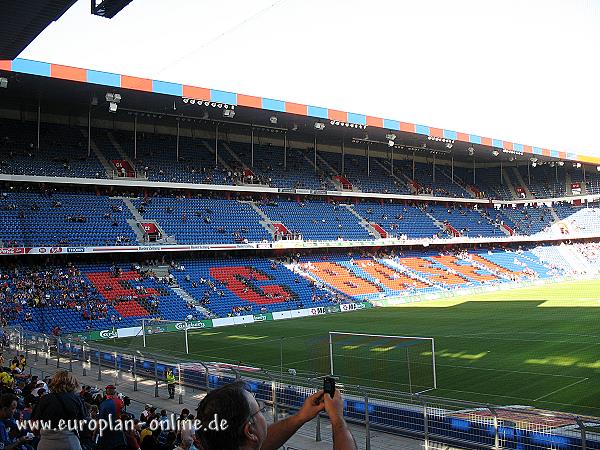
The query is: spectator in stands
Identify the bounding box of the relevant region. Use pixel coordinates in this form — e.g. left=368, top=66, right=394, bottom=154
left=97, top=384, right=126, bottom=450
left=196, top=381, right=357, bottom=450
left=0, top=393, right=33, bottom=450
left=30, top=370, right=88, bottom=450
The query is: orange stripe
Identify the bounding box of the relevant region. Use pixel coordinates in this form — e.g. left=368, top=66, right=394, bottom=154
left=0, top=60, right=12, bottom=71
left=481, top=137, right=492, bottom=146
left=285, top=102, right=308, bottom=116
left=429, top=127, right=443, bottom=138
left=367, top=116, right=384, bottom=127
left=523, top=145, right=533, bottom=154
left=121, top=75, right=152, bottom=92
left=400, top=122, right=415, bottom=132
left=238, top=94, right=262, bottom=108
left=503, top=141, right=513, bottom=151
left=183, top=85, right=210, bottom=101
left=50, top=64, right=86, bottom=82
left=457, top=132, right=469, bottom=142
left=328, top=109, right=347, bottom=122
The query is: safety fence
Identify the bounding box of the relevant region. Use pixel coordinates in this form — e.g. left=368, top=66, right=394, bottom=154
left=5, top=327, right=600, bottom=450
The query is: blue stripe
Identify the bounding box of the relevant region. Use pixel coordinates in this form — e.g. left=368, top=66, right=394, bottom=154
left=550, top=150, right=559, bottom=158
left=307, top=106, right=328, bottom=119
left=348, top=113, right=366, bottom=125
left=384, top=119, right=400, bottom=130
left=513, top=143, right=523, bottom=152
left=443, top=130, right=457, bottom=140
left=533, top=147, right=543, bottom=155
left=469, top=135, right=481, bottom=144
left=87, top=70, right=121, bottom=88
left=567, top=153, right=577, bottom=160
left=211, top=90, right=237, bottom=105
left=12, top=59, right=50, bottom=77
left=262, top=98, right=286, bottom=112
left=492, top=139, right=503, bottom=148
left=415, top=124, right=430, bottom=135
left=152, top=80, right=182, bottom=96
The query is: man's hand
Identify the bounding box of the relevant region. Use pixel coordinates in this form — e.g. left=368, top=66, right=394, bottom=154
left=296, top=389, right=325, bottom=424
left=323, top=389, right=345, bottom=425
left=323, top=390, right=358, bottom=450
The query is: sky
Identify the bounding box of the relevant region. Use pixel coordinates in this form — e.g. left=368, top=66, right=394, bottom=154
left=18, top=0, right=600, bottom=156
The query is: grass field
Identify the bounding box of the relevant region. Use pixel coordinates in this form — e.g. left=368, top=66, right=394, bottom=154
left=111, top=278, right=600, bottom=416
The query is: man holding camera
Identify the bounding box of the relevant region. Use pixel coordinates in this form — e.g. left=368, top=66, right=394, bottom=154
left=196, top=380, right=357, bottom=450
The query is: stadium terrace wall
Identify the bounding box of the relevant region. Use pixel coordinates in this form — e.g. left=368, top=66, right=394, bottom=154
left=2, top=232, right=600, bottom=256
left=2, top=173, right=600, bottom=206
left=0, top=58, right=594, bottom=166
left=67, top=302, right=373, bottom=342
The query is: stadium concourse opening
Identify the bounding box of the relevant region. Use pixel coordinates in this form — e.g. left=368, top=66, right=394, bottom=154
left=2, top=51, right=600, bottom=450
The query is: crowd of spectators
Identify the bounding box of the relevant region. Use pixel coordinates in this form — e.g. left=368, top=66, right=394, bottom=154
left=0, top=266, right=111, bottom=330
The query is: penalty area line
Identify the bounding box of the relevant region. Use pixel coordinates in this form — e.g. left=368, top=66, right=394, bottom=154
left=533, top=377, right=589, bottom=402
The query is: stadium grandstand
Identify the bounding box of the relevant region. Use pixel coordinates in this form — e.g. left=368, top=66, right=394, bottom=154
left=1, top=2, right=600, bottom=450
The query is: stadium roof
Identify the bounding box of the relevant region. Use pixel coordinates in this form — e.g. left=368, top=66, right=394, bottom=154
left=1, top=57, right=600, bottom=167
left=0, top=0, right=77, bottom=59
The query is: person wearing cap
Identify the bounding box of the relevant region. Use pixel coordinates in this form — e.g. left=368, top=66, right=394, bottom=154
left=97, top=385, right=126, bottom=450
left=140, top=404, right=152, bottom=422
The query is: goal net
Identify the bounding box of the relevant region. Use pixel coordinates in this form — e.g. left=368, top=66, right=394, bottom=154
left=326, top=331, right=437, bottom=394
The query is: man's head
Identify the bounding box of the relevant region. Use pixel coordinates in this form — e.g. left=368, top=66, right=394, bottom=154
left=196, top=381, right=267, bottom=450
left=105, top=385, right=116, bottom=396
left=0, top=393, right=18, bottom=419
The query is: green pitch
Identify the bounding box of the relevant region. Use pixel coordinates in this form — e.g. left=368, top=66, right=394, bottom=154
left=111, top=278, right=600, bottom=416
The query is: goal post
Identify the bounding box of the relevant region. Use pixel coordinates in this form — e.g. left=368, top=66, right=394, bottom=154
left=328, top=331, right=437, bottom=394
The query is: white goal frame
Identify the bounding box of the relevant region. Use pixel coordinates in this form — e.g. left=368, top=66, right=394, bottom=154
left=328, top=331, right=437, bottom=393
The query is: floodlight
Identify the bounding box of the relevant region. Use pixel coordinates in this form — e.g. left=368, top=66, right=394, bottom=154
left=386, top=133, right=396, bottom=141
left=314, top=122, right=325, bottom=130
left=492, top=150, right=499, bottom=156
left=446, top=143, right=453, bottom=149
left=182, top=98, right=189, bottom=104
left=270, top=116, right=278, bottom=124
left=388, top=140, right=395, bottom=147
left=531, top=162, right=537, bottom=167
left=223, top=109, right=235, bottom=118
left=468, top=146, right=474, bottom=156
left=109, top=102, right=118, bottom=113
left=0, top=78, right=7, bottom=89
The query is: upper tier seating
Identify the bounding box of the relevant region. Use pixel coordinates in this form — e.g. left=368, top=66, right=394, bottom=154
left=428, top=205, right=506, bottom=238
left=132, top=196, right=271, bottom=244
left=110, top=130, right=234, bottom=184
left=518, top=165, right=566, bottom=198
left=0, top=119, right=107, bottom=179
left=497, top=205, right=553, bottom=235
left=0, top=191, right=137, bottom=247
left=352, top=202, right=443, bottom=238
left=0, top=119, right=593, bottom=201
left=257, top=200, right=373, bottom=241
left=226, top=141, right=334, bottom=190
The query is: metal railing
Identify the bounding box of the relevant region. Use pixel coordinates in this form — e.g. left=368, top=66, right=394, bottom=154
left=4, top=326, right=600, bottom=450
